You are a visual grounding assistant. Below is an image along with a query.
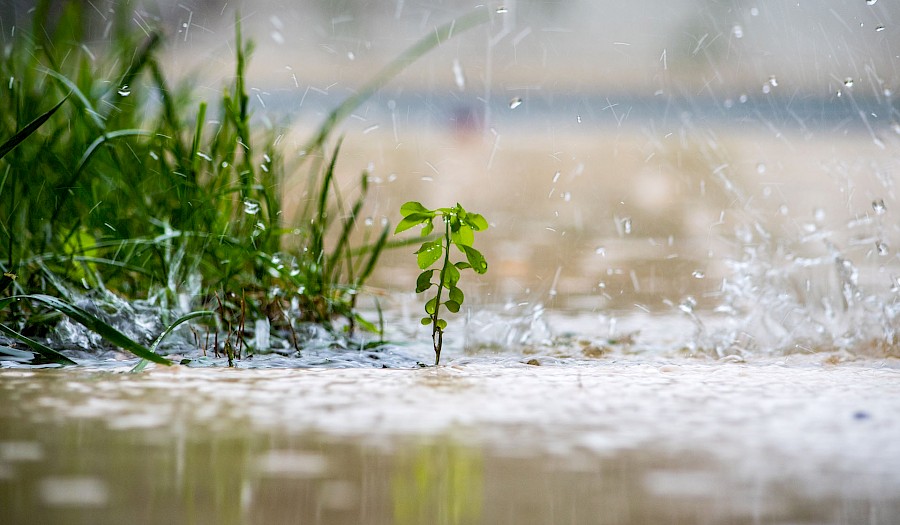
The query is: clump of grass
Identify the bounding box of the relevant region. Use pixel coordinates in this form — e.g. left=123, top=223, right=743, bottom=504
left=0, top=1, right=491, bottom=366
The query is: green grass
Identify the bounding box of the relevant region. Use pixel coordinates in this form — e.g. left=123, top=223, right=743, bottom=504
left=0, top=1, right=490, bottom=366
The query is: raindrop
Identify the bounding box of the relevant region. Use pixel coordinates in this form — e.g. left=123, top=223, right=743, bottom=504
left=873, top=199, right=887, bottom=214
left=843, top=77, right=854, bottom=88
left=452, top=59, right=465, bottom=90
left=496, top=6, right=509, bottom=13
left=750, top=7, right=759, bottom=16
left=739, top=94, right=748, bottom=103
left=814, top=208, right=826, bottom=222
left=196, top=152, right=212, bottom=161
left=576, top=115, right=582, bottom=123
left=876, top=241, right=889, bottom=256
left=678, top=296, right=697, bottom=314
left=364, top=217, right=375, bottom=226
left=768, top=75, right=778, bottom=87
left=347, top=51, right=355, bottom=60
left=271, top=32, right=284, bottom=44
left=762, top=84, right=771, bottom=94
left=509, top=97, right=523, bottom=109
left=595, top=246, right=606, bottom=256
left=876, top=25, right=885, bottom=32
left=117, top=85, right=131, bottom=97
left=732, top=25, right=744, bottom=38
left=692, top=270, right=706, bottom=279
left=620, top=217, right=633, bottom=235
left=756, top=163, right=766, bottom=174
left=552, top=171, right=561, bottom=183
left=866, top=0, right=877, bottom=5
left=779, top=204, right=789, bottom=215
left=243, top=200, right=260, bottom=215
left=884, top=88, right=893, bottom=97
left=562, top=192, right=571, bottom=202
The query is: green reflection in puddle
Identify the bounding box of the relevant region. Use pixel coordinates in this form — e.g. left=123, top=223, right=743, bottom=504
left=392, top=441, right=483, bottom=525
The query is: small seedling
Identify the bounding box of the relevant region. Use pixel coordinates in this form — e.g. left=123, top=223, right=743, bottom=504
left=395, top=202, right=489, bottom=365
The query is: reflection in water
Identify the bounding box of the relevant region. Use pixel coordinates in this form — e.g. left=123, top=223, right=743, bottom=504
left=392, top=442, right=483, bottom=525
left=2, top=364, right=900, bottom=524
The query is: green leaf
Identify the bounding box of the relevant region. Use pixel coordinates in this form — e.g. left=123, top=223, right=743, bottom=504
left=451, top=225, right=475, bottom=247
left=465, top=213, right=489, bottom=231
left=441, top=263, right=460, bottom=287
left=4, top=295, right=171, bottom=365
left=455, top=261, right=472, bottom=270
left=400, top=201, right=431, bottom=217
left=425, top=297, right=437, bottom=315
left=461, top=245, right=488, bottom=274
left=421, top=317, right=432, bottom=326
left=0, top=95, right=69, bottom=161
left=444, top=300, right=460, bottom=313
left=421, top=219, right=434, bottom=237
left=394, top=215, right=426, bottom=234
left=415, top=240, right=443, bottom=269
left=416, top=270, right=435, bottom=293
left=448, top=286, right=464, bottom=305
left=436, top=319, right=447, bottom=330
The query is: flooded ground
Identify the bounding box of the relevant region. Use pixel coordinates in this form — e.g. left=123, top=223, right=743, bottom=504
left=4, top=2, right=900, bottom=522
left=2, top=356, right=899, bottom=525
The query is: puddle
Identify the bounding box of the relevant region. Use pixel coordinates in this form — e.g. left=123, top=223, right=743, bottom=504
left=2, top=357, right=899, bottom=524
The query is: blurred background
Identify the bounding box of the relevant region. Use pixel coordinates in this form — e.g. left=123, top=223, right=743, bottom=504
left=3, top=0, right=898, bottom=348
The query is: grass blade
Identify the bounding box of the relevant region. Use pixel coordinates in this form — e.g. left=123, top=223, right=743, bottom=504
left=0, top=321, right=77, bottom=365
left=327, top=173, right=368, bottom=283
left=357, top=222, right=390, bottom=285
left=39, top=67, right=106, bottom=130
left=74, top=129, right=153, bottom=177
left=0, top=95, right=69, bottom=160
left=306, top=9, right=490, bottom=151
left=4, top=294, right=171, bottom=365
left=131, top=310, right=215, bottom=372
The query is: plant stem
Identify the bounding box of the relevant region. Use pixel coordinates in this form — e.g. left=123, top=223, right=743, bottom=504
left=431, top=214, right=452, bottom=365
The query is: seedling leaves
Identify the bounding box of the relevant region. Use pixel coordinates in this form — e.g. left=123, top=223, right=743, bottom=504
left=416, top=270, right=435, bottom=293
left=461, top=245, right=488, bottom=274
left=415, top=240, right=443, bottom=269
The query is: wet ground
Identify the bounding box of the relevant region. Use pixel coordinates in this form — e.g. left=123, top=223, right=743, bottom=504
left=2, top=353, right=899, bottom=525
